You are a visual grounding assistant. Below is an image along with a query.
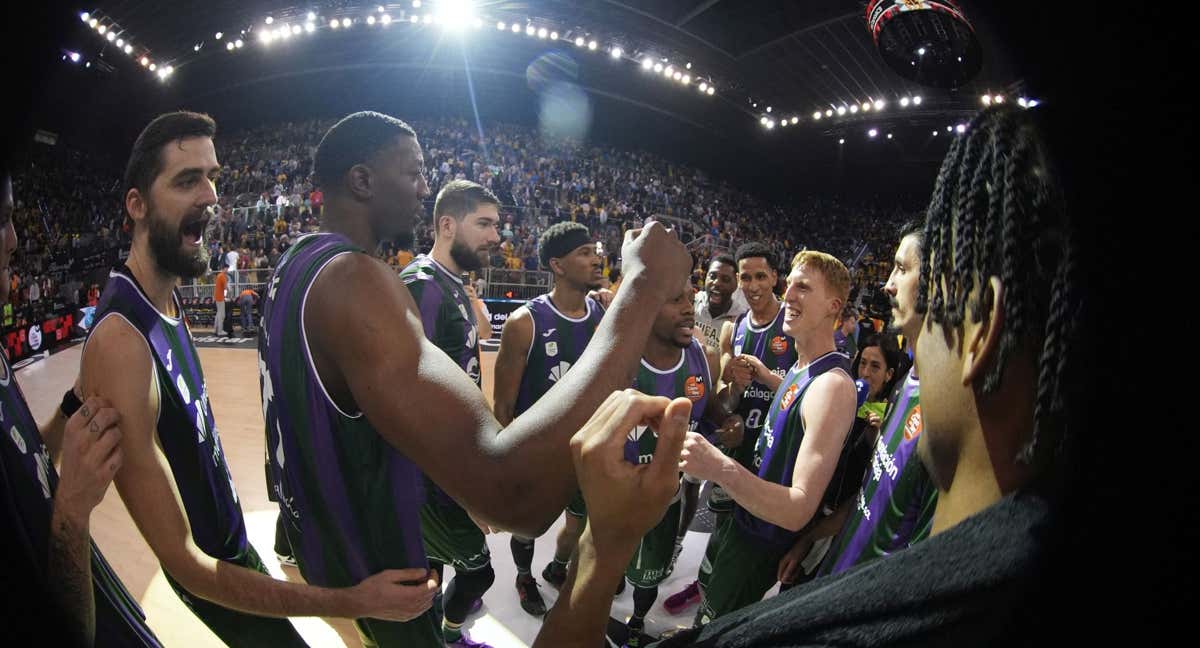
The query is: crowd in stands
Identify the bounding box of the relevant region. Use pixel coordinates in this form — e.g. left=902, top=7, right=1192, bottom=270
left=5, top=116, right=917, bottom=337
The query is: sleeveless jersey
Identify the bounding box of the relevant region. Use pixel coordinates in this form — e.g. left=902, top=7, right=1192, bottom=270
left=0, top=351, right=161, bottom=646
left=93, top=267, right=246, bottom=562
left=693, top=290, right=747, bottom=353
left=734, top=350, right=854, bottom=548
left=819, top=369, right=936, bottom=576
left=259, top=233, right=426, bottom=588
left=399, top=255, right=480, bottom=386
left=512, top=294, right=605, bottom=417
left=624, top=338, right=714, bottom=467
left=729, top=305, right=797, bottom=467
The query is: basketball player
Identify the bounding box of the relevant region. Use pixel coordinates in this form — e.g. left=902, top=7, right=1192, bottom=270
left=692, top=255, right=747, bottom=352
left=680, top=250, right=858, bottom=624
left=491, top=221, right=605, bottom=616
left=533, top=104, right=1086, bottom=647
left=0, top=167, right=160, bottom=646
left=779, top=220, right=937, bottom=582
left=399, top=179, right=501, bottom=647
left=258, top=112, right=691, bottom=646
left=80, top=112, right=440, bottom=648
left=664, top=242, right=794, bottom=615
left=834, top=308, right=858, bottom=360
left=617, top=277, right=740, bottom=647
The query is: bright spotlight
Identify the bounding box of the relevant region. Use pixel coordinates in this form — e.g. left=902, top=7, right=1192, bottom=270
left=528, top=25, right=537, bottom=36
left=367, top=15, right=376, bottom=25
left=306, top=21, right=317, bottom=31
left=381, top=14, right=391, bottom=25
left=98, top=24, right=107, bottom=34
left=235, top=39, right=244, bottom=48
left=80, top=12, right=89, bottom=22
left=868, top=128, right=877, bottom=137
left=342, top=18, right=352, bottom=27
left=550, top=31, right=558, bottom=39
left=378, top=5, right=385, bottom=11
left=913, top=96, right=922, bottom=105
left=265, top=16, right=274, bottom=24
left=765, top=120, right=775, bottom=129
left=116, top=38, right=124, bottom=47
left=538, top=27, right=548, bottom=38
left=308, top=12, right=316, bottom=21
left=89, top=18, right=98, bottom=28
left=781, top=120, right=789, bottom=127
left=874, top=99, right=885, bottom=110
left=887, top=133, right=893, bottom=139
left=918, top=47, right=926, bottom=56
left=497, top=21, right=505, bottom=30
left=836, top=106, right=845, bottom=115
left=981, top=94, right=992, bottom=105
left=215, top=32, right=223, bottom=39
left=932, top=130, right=938, bottom=136
left=760, top=117, right=769, bottom=125
left=686, top=62, right=692, bottom=69
left=698, top=81, right=708, bottom=90
left=766, top=106, right=772, bottom=113
left=994, top=95, right=1004, bottom=104
left=1027, top=99, right=1039, bottom=107
left=1017, top=97, right=1027, bottom=107
left=673, top=71, right=682, bottom=81
left=947, top=126, right=953, bottom=132
left=140, top=56, right=149, bottom=66
left=839, top=138, right=845, bottom=144
left=106, top=31, right=115, bottom=41
left=148, top=62, right=156, bottom=71
left=813, top=111, right=822, bottom=120
left=68, top=51, right=80, bottom=62
left=681, top=75, right=690, bottom=84
left=706, top=86, right=714, bottom=95
left=862, top=101, right=871, bottom=111
left=955, top=124, right=966, bottom=133
left=610, top=47, right=622, bottom=59
left=279, top=27, right=290, bottom=39
left=653, top=62, right=663, bottom=73
left=825, top=109, right=833, bottom=117
left=850, top=105, right=859, bottom=114
left=588, top=40, right=598, bottom=50
left=193, top=43, right=200, bottom=51
left=643, top=58, right=654, bottom=70
left=791, top=117, right=798, bottom=124
left=664, top=66, right=674, bottom=77
left=900, top=97, right=910, bottom=107
left=124, top=44, right=133, bottom=53
left=292, top=24, right=302, bottom=34
left=227, top=42, right=235, bottom=50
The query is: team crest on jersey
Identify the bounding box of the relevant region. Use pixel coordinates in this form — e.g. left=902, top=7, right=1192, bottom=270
left=770, top=335, right=788, bottom=355
left=903, top=405, right=923, bottom=441
left=548, top=361, right=572, bottom=383
left=779, top=383, right=800, bottom=410
left=545, top=341, right=559, bottom=357
left=684, top=375, right=706, bottom=401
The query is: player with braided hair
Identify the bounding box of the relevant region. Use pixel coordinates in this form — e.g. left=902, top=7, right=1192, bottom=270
left=530, top=104, right=1087, bottom=646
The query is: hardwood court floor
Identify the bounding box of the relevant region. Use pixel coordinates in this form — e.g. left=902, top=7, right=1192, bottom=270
left=18, top=344, right=724, bottom=647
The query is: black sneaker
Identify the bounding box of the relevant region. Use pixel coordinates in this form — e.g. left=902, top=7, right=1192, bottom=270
left=625, top=617, right=647, bottom=648
left=542, top=561, right=567, bottom=589
left=516, top=574, right=547, bottom=616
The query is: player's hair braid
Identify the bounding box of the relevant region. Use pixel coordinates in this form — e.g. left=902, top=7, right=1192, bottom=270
left=917, top=130, right=966, bottom=322
left=950, top=120, right=992, bottom=327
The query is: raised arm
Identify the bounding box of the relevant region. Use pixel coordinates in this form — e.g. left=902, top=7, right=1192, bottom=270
left=81, top=317, right=434, bottom=621
left=491, top=307, right=532, bottom=426
left=310, top=224, right=690, bottom=537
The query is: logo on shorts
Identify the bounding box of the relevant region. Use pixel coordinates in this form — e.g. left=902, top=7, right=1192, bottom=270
left=779, top=383, right=800, bottom=410
left=684, top=375, right=706, bottom=401
left=770, top=335, right=788, bottom=355
left=545, top=341, right=559, bottom=357
left=903, top=405, right=923, bottom=441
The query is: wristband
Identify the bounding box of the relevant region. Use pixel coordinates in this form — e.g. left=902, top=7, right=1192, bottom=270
left=60, top=388, right=83, bottom=419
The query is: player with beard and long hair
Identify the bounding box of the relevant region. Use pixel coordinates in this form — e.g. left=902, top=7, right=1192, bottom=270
left=80, top=112, right=437, bottom=647
left=400, top=179, right=502, bottom=647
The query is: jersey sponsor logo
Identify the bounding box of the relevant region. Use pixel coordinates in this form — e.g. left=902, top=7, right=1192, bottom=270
left=770, top=335, right=788, bottom=356
left=779, top=383, right=800, bottom=410
left=744, top=385, right=774, bottom=401
left=9, top=424, right=26, bottom=454
left=628, top=424, right=652, bottom=443
left=548, top=360, right=572, bottom=383
left=545, top=341, right=559, bottom=357
left=684, top=375, right=706, bottom=401
left=902, top=405, right=923, bottom=441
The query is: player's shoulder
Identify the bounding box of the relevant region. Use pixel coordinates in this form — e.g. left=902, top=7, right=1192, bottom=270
left=398, top=255, right=436, bottom=282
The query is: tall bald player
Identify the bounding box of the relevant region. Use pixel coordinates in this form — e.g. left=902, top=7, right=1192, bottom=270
left=258, top=112, right=691, bottom=646
left=491, top=221, right=606, bottom=617
left=83, top=112, right=433, bottom=648
left=400, top=179, right=501, bottom=647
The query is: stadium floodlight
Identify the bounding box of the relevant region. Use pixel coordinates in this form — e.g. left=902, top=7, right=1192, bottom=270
left=98, top=24, right=107, bottom=34
left=981, top=94, right=991, bottom=105
left=550, top=31, right=558, bottom=40
left=813, top=111, right=822, bottom=120
left=292, top=24, right=302, bottom=34
left=611, top=47, right=622, bottom=59
left=1027, top=99, right=1039, bottom=107
left=528, top=25, right=537, bottom=36
left=836, top=106, right=846, bottom=116
left=279, top=26, right=291, bottom=39
left=913, top=95, right=922, bottom=105
left=686, top=62, right=692, bottom=69
left=106, top=31, right=115, bottom=41
left=664, top=66, right=674, bottom=77
left=307, top=21, right=317, bottom=31
left=993, top=95, right=1004, bottom=104
left=947, top=125, right=952, bottom=132
left=378, top=5, right=385, bottom=11
left=367, top=15, right=376, bottom=25
left=215, top=32, right=223, bottom=39
left=164, top=65, right=173, bottom=76
left=900, top=97, right=910, bottom=107
left=538, top=27, right=548, bottom=39
left=673, top=71, right=682, bottom=81
left=381, top=14, right=391, bottom=25
left=497, top=21, right=505, bottom=30
left=511, top=23, right=519, bottom=33
left=766, top=120, right=775, bottom=129
left=80, top=12, right=89, bottom=22
left=839, top=138, right=845, bottom=144
left=117, top=38, right=124, bottom=47
left=760, top=116, right=769, bottom=125
left=331, top=18, right=340, bottom=28
left=89, top=18, right=98, bottom=28
left=887, top=133, right=893, bottom=139
left=681, top=74, right=690, bottom=84
left=849, top=105, right=859, bottom=114
left=918, top=47, right=926, bottom=56
left=653, top=62, right=663, bottom=73
left=308, top=12, right=316, bottom=21
left=343, top=18, right=352, bottom=27
left=825, top=109, right=833, bottom=117
left=781, top=120, right=789, bottom=127
left=148, top=62, right=157, bottom=71
left=955, top=123, right=966, bottom=133
left=573, top=35, right=583, bottom=46
left=194, top=43, right=201, bottom=51
left=227, top=42, right=235, bottom=50
left=643, top=58, right=654, bottom=70
left=868, top=128, right=877, bottom=137
left=874, top=99, right=885, bottom=110
left=588, top=40, right=598, bottom=50
left=862, top=101, right=871, bottom=111
left=1017, top=97, right=1027, bottom=107
left=265, top=16, right=274, bottom=24
left=766, top=106, right=772, bottom=113
left=698, top=81, right=708, bottom=91
left=706, top=86, right=714, bottom=95
left=932, top=130, right=938, bottom=136
left=69, top=51, right=81, bottom=62
left=235, top=39, right=244, bottom=48
left=140, top=56, right=149, bottom=66
left=124, top=44, right=133, bottom=54
left=792, top=117, right=799, bottom=124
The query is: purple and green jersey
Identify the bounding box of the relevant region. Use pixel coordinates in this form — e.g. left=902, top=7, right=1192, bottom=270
left=93, top=268, right=246, bottom=563
left=400, top=255, right=480, bottom=386
left=734, top=350, right=854, bottom=548
left=729, top=306, right=797, bottom=468
left=512, top=294, right=604, bottom=417
left=818, top=369, right=936, bottom=576
left=624, top=338, right=714, bottom=466
left=259, top=233, right=427, bottom=588
left=0, top=346, right=161, bottom=646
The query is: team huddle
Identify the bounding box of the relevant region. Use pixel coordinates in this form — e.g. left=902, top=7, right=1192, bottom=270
left=1, top=103, right=1078, bottom=648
